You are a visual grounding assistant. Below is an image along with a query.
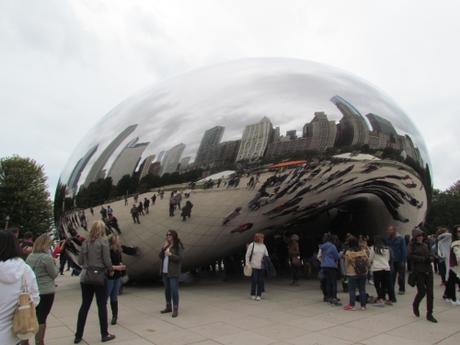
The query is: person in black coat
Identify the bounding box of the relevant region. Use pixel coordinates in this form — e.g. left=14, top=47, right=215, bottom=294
left=408, top=228, right=437, bottom=323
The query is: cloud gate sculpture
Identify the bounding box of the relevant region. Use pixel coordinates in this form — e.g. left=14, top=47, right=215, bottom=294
left=55, top=58, right=431, bottom=280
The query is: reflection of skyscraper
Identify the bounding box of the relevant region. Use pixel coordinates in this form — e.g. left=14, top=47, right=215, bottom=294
left=331, top=96, right=369, bottom=147
left=366, top=113, right=398, bottom=150
left=67, top=145, right=98, bottom=194
left=179, top=156, right=191, bottom=171
left=286, top=130, right=297, bottom=140
left=161, top=143, right=186, bottom=175
left=236, top=117, right=273, bottom=162
left=108, top=138, right=149, bottom=185
left=212, top=140, right=241, bottom=168
left=303, top=112, right=337, bottom=151
left=195, top=126, right=225, bottom=166
left=139, top=154, right=156, bottom=180
left=84, top=124, right=137, bottom=186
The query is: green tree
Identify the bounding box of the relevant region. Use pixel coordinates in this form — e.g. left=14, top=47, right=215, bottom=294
left=0, top=156, right=53, bottom=236
left=425, top=180, right=460, bottom=232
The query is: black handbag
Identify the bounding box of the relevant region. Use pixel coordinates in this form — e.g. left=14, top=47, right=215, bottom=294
left=84, top=266, right=106, bottom=286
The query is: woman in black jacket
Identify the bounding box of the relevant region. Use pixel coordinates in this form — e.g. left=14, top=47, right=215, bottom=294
left=159, top=230, right=184, bottom=317
left=408, top=228, right=437, bottom=323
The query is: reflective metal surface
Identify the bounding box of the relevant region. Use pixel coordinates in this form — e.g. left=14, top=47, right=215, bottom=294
left=55, top=58, right=432, bottom=279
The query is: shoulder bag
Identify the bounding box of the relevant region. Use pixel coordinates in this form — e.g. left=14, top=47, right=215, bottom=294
left=244, top=242, right=255, bottom=277
left=13, top=274, right=39, bottom=340
left=82, top=242, right=106, bottom=286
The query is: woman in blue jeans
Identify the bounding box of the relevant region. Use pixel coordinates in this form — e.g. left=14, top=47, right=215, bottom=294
left=343, top=236, right=369, bottom=311
left=159, top=230, right=184, bottom=317
left=107, top=235, right=126, bottom=325
left=245, top=233, right=269, bottom=301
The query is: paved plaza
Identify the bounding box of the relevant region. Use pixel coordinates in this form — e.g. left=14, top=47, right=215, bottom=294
left=44, top=273, right=460, bottom=345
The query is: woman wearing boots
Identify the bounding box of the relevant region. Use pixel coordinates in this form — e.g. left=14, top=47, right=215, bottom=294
left=26, top=234, right=59, bottom=345
left=408, top=228, right=437, bottom=323
left=159, top=230, right=184, bottom=317
left=107, top=235, right=126, bottom=325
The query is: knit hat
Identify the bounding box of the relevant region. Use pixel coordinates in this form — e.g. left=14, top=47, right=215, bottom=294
left=412, top=228, right=424, bottom=238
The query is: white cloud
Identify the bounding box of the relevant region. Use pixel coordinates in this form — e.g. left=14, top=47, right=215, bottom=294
left=0, top=0, right=459, bottom=193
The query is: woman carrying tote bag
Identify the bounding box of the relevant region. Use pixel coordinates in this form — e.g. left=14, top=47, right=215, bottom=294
left=245, top=233, right=269, bottom=301
left=74, top=221, right=116, bottom=344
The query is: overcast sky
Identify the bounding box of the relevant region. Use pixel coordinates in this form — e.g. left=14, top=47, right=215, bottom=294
left=1, top=0, right=459, bottom=196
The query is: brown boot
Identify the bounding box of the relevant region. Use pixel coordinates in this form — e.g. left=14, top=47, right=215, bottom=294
left=35, top=324, right=46, bottom=345
left=172, top=307, right=178, bottom=318
left=160, top=304, right=172, bottom=314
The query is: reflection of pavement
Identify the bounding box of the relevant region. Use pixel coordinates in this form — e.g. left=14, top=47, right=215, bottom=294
left=46, top=273, right=460, bottom=345
left=78, top=159, right=427, bottom=279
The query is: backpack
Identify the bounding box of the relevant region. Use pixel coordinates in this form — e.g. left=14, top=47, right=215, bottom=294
left=352, top=254, right=369, bottom=275
left=450, top=247, right=458, bottom=268
left=12, top=275, right=39, bottom=340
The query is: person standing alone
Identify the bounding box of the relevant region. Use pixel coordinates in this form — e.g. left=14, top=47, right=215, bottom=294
left=159, top=230, right=184, bottom=317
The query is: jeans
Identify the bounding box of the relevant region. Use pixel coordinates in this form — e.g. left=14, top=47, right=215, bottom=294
left=162, top=274, right=179, bottom=308
left=348, top=275, right=367, bottom=307
left=36, top=293, right=55, bottom=324
left=106, top=278, right=122, bottom=303
left=251, top=269, right=265, bottom=297
left=413, top=271, right=434, bottom=316
left=322, top=267, right=337, bottom=301
left=391, top=261, right=406, bottom=292
left=75, top=283, right=109, bottom=338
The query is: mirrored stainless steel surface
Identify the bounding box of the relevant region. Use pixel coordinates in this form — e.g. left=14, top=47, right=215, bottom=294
left=55, top=58, right=431, bottom=280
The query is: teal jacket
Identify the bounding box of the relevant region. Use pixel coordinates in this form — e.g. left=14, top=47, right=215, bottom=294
left=26, top=253, right=59, bottom=295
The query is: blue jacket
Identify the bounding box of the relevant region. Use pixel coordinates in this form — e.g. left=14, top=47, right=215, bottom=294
left=387, top=234, right=407, bottom=263
left=320, top=242, right=339, bottom=268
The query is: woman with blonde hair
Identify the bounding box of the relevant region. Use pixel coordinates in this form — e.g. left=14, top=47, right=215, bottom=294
left=74, top=221, right=116, bottom=343
left=26, top=234, right=59, bottom=345
left=245, top=232, right=269, bottom=301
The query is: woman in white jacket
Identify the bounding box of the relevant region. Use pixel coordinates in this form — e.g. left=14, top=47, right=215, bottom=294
left=0, top=231, right=40, bottom=345
left=245, top=233, right=269, bottom=301
left=369, top=236, right=395, bottom=305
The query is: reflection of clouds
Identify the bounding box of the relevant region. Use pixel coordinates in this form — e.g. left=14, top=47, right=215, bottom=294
left=60, top=58, right=430, bottom=184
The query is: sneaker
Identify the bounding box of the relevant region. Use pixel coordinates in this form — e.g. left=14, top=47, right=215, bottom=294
left=256, top=296, right=261, bottom=301
left=251, top=295, right=256, bottom=300
left=398, top=291, right=405, bottom=295
left=374, top=299, right=385, bottom=307
left=450, top=300, right=460, bottom=306
left=426, top=315, right=438, bottom=323
left=330, top=298, right=342, bottom=306
left=444, top=298, right=452, bottom=303
left=385, top=300, right=393, bottom=306
left=343, top=304, right=356, bottom=311
left=360, top=306, right=367, bottom=311
left=101, top=334, right=116, bottom=342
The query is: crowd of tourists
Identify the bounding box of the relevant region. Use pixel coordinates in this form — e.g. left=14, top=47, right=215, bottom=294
left=1, top=222, right=459, bottom=344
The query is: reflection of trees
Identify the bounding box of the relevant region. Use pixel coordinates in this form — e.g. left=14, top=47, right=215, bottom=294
left=425, top=182, right=460, bottom=232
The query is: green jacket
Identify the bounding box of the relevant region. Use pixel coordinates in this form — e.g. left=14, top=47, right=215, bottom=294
left=159, top=245, right=183, bottom=278
left=26, top=253, right=59, bottom=294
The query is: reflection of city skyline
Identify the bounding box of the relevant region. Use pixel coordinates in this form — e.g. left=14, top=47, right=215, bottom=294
left=68, top=95, right=424, bottom=190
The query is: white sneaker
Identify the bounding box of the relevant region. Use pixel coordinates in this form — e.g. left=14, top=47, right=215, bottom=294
left=251, top=295, right=256, bottom=300
left=451, top=300, right=460, bottom=306
left=256, top=296, right=261, bottom=301
left=444, top=298, right=452, bottom=303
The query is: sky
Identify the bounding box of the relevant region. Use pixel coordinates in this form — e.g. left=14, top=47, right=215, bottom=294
left=1, top=0, right=459, bottom=197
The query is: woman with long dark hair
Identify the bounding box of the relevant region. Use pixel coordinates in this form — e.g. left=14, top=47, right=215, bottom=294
left=106, top=235, right=126, bottom=325
left=159, top=230, right=184, bottom=317
left=369, top=235, right=394, bottom=305
left=343, top=236, right=369, bottom=311
left=408, top=228, right=437, bottom=323
left=0, top=231, right=40, bottom=345
left=26, top=234, right=59, bottom=345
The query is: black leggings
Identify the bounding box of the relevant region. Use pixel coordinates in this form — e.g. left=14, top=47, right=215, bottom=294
left=75, top=283, right=109, bottom=338
left=36, top=293, right=55, bottom=324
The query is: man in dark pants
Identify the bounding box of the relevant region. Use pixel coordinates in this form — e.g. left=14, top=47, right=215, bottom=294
left=386, top=225, right=407, bottom=298
left=408, top=228, right=437, bottom=323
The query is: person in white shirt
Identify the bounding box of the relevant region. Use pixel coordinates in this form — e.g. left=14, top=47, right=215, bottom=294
left=369, top=235, right=395, bottom=305
left=0, top=231, right=40, bottom=345
left=245, top=233, right=269, bottom=301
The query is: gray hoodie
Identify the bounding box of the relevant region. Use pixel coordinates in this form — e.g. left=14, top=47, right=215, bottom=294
left=0, top=258, right=40, bottom=345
